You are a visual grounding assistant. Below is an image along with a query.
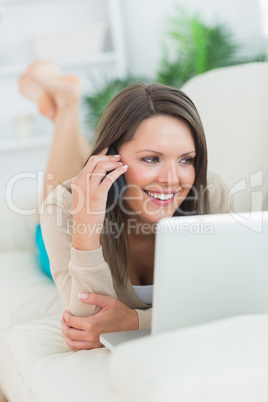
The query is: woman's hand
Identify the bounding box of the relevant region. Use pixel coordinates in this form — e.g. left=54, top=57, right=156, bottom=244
left=71, top=148, right=128, bottom=251
left=61, top=293, right=139, bottom=351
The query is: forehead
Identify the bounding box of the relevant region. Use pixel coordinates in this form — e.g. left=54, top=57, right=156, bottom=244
left=128, top=115, right=195, bottom=150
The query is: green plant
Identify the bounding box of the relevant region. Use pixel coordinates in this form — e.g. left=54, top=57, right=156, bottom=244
left=83, top=75, right=149, bottom=131
left=83, top=6, right=267, bottom=132
left=157, top=7, right=240, bottom=87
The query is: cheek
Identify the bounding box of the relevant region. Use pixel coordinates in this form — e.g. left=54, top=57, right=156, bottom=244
left=180, top=166, right=195, bottom=186
left=124, top=165, right=153, bottom=189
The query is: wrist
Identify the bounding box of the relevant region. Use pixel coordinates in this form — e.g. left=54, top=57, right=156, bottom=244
left=72, top=218, right=102, bottom=251
left=54, top=102, right=80, bottom=121
left=72, top=233, right=101, bottom=251
left=129, top=309, right=139, bottom=330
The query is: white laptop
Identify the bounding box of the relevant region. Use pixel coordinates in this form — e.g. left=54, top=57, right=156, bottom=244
left=100, top=211, right=268, bottom=351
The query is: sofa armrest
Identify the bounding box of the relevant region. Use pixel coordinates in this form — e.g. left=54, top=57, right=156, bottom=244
left=110, top=315, right=268, bottom=402
left=0, top=197, right=37, bottom=251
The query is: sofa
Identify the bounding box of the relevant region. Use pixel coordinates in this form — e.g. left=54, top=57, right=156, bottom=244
left=0, top=63, right=268, bottom=402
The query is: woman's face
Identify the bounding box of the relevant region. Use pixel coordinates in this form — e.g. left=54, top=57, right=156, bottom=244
left=119, top=115, right=196, bottom=225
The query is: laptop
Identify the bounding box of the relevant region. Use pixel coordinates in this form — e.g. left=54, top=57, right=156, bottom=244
left=100, top=211, right=268, bottom=351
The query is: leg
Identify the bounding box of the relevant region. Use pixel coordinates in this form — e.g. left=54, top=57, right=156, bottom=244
left=41, top=93, right=90, bottom=208
left=19, top=61, right=92, bottom=217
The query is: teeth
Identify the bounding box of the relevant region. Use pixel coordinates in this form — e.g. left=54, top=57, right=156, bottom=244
left=146, top=191, right=174, bottom=200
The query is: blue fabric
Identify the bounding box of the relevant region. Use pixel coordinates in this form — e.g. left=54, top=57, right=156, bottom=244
left=35, top=224, right=53, bottom=280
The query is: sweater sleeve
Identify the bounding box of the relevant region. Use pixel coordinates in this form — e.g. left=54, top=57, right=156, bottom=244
left=69, top=246, right=117, bottom=316
left=40, top=185, right=117, bottom=317
left=207, top=171, right=234, bottom=214
left=135, top=308, right=152, bottom=330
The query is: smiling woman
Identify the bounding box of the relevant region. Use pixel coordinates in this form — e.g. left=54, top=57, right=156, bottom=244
left=22, top=69, right=231, bottom=351
left=119, top=115, right=196, bottom=224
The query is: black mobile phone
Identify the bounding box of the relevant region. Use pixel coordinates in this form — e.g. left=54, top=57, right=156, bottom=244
left=106, top=145, right=127, bottom=206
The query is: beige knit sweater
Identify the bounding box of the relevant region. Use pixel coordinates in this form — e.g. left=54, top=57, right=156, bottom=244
left=40, top=171, right=231, bottom=330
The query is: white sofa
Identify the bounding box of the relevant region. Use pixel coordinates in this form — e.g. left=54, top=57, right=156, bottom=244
left=0, top=63, right=268, bottom=402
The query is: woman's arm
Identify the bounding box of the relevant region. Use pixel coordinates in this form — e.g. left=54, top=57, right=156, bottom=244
left=135, top=308, right=152, bottom=330
left=40, top=149, right=127, bottom=316
left=60, top=295, right=152, bottom=351
left=207, top=171, right=234, bottom=214
left=40, top=183, right=117, bottom=316
left=61, top=293, right=139, bottom=351
left=40, top=154, right=149, bottom=349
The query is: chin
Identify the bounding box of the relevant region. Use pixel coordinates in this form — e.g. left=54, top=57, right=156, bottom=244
left=140, top=209, right=177, bottom=225
left=122, top=199, right=179, bottom=225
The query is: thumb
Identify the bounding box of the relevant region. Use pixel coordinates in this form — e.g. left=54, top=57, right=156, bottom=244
left=100, top=147, right=108, bottom=155
left=78, top=292, right=113, bottom=308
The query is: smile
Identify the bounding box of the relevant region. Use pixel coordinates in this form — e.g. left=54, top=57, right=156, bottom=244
left=144, top=190, right=175, bottom=201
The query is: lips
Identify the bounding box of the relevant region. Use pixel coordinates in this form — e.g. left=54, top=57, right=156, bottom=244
left=143, top=189, right=179, bottom=206
left=143, top=190, right=175, bottom=201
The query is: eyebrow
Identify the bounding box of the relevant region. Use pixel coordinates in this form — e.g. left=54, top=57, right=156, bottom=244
left=136, top=149, right=196, bottom=156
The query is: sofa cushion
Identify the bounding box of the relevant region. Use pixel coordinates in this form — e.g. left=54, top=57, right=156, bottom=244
left=0, top=251, right=61, bottom=331
left=181, top=63, right=268, bottom=212
left=0, top=196, right=37, bottom=251
left=0, top=317, right=117, bottom=402
left=110, top=315, right=268, bottom=402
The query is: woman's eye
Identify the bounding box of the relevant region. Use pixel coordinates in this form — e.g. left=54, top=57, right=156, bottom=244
left=180, top=157, right=194, bottom=166
left=142, top=156, right=159, bottom=164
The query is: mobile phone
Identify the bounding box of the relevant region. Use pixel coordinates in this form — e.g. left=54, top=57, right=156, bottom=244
left=106, top=145, right=127, bottom=206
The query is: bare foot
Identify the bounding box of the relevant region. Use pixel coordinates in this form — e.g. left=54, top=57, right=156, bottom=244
left=19, top=60, right=81, bottom=120
left=19, top=73, right=56, bottom=118
left=26, top=60, right=81, bottom=111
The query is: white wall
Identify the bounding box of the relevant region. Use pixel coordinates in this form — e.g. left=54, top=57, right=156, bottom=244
left=0, top=0, right=266, bottom=202
left=121, top=0, right=266, bottom=79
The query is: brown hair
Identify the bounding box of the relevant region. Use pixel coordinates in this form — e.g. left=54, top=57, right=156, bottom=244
left=88, top=83, right=208, bottom=286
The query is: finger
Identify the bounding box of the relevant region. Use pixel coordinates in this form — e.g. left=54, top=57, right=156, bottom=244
left=79, top=154, right=121, bottom=179
left=90, top=160, right=125, bottom=188
left=100, top=147, right=108, bottom=155
left=61, top=317, right=87, bottom=342
left=79, top=293, right=117, bottom=309
left=99, top=164, right=128, bottom=193
left=62, top=314, right=103, bottom=351
left=85, top=151, right=120, bottom=170
left=66, top=338, right=103, bottom=352
left=63, top=311, right=94, bottom=331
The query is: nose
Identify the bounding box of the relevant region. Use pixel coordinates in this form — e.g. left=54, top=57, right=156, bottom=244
left=157, top=161, right=180, bottom=186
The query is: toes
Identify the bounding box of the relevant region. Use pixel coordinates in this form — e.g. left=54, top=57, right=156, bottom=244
left=38, top=93, right=56, bottom=119
left=18, top=73, right=43, bottom=102
left=19, top=60, right=81, bottom=112
left=26, top=60, right=61, bottom=78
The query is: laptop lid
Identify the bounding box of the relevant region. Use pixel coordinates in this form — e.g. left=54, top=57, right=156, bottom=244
left=100, top=211, right=268, bottom=350
left=152, top=211, right=268, bottom=335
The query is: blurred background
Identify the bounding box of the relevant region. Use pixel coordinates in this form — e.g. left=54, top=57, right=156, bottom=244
left=0, top=0, right=267, bottom=202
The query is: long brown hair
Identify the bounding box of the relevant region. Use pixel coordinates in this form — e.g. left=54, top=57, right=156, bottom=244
left=88, top=83, right=208, bottom=286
